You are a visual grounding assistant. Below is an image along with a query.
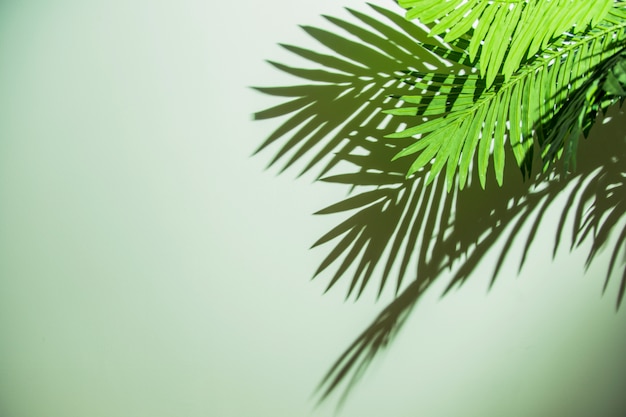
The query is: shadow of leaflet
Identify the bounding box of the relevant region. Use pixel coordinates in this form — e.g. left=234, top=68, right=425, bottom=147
left=314, top=108, right=626, bottom=406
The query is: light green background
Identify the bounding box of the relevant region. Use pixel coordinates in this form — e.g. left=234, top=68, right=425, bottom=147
left=0, top=1, right=625, bottom=416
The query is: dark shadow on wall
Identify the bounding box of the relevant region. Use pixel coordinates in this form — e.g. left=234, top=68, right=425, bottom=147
left=252, top=3, right=626, bottom=407
left=311, top=110, right=626, bottom=406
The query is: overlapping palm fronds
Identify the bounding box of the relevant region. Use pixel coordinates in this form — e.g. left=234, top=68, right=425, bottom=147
left=398, top=0, right=614, bottom=85
left=253, top=1, right=626, bottom=408
left=388, top=5, right=626, bottom=188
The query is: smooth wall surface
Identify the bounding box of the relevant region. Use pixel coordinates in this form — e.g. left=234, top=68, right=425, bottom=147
left=0, top=1, right=625, bottom=416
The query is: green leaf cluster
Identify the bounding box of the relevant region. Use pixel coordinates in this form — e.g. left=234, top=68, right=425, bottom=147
left=399, top=0, right=613, bottom=85
left=388, top=3, right=626, bottom=190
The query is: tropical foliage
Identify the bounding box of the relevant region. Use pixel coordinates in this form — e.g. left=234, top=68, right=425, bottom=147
left=390, top=0, right=626, bottom=190
left=253, top=0, right=626, bottom=407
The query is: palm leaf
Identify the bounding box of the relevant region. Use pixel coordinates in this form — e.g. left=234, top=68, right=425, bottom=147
left=387, top=6, right=626, bottom=189
left=398, top=0, right=614, bottom=86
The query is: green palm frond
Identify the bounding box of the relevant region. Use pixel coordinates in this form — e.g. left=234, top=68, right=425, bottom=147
left=388, top=6, right=626, bottom=190
left=398, top=0, right=614, bottom=86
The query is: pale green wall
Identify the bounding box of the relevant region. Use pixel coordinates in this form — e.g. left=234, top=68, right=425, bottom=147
left=0, top=1, right=624, bottom=416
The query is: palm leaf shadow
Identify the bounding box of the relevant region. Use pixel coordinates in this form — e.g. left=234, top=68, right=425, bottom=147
left=252, top=2, right=626, bottom=408
left=314, top=107, right=626, bottom=407
left=252, top=3, right=471, bottom=179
